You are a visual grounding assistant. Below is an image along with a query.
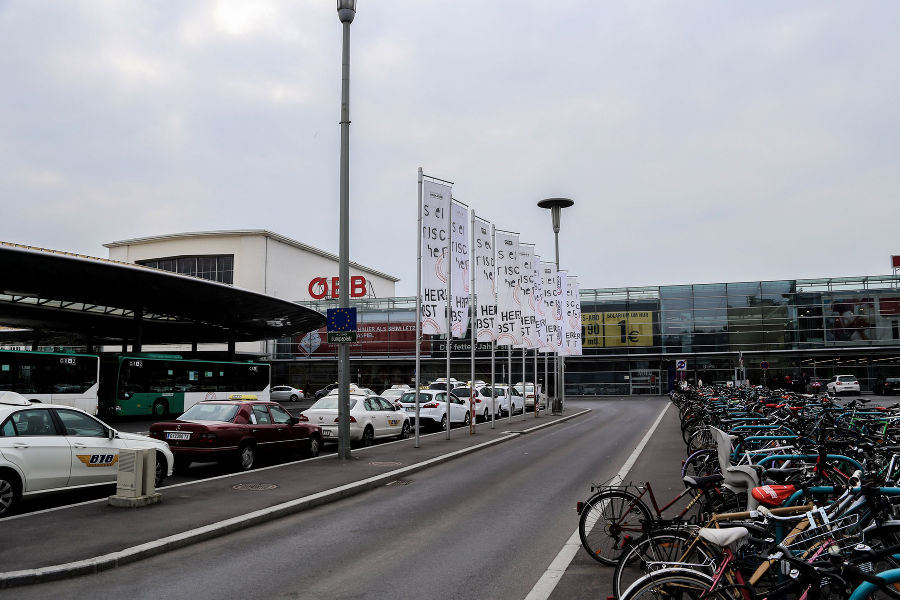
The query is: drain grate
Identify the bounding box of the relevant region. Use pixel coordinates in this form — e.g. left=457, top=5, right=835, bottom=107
left=386, top=479, right=411, bottom=486
left=369, top=461, right=403, bottom=467
left=232, top=483, right=278, bottom=491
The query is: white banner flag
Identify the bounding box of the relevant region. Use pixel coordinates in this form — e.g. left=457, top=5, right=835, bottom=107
left=533, top=256, right=547, bottom=350
left=517, top=243, right=537, bottom=348
left=420, top=180, right=450, bottom=335
left=540, top=262, right=559, bottom=353
left=556, top=269, right=569, bottom=355
left=495, top=231, right=520, bottom=347
left=450, top=201, right=470, bottom=339
left=473, top=217, right=496, bottom=342
left=566, top=275, right=582, bottom=356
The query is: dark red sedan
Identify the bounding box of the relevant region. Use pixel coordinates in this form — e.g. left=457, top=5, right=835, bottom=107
left=148, top=398, right=322, bottom=473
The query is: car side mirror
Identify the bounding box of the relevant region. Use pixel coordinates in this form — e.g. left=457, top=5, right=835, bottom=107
left=289, top=416, right=300, bottom=425
left=108, top=428, right=117, bottom=440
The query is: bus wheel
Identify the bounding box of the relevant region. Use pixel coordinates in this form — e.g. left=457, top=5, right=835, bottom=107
left=152, top=399, right=169, bottom=418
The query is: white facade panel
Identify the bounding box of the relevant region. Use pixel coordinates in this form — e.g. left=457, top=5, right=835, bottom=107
left=105, top=230, right=397, bottom=301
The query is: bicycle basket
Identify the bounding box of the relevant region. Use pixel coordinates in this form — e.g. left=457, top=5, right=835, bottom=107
left=784, top=512, right=861, bottom=558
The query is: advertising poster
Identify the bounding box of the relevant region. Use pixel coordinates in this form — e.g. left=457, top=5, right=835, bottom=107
left=295, top=321, right=429, bottom=356
left=450, top=201, right=470, bottom=338
left=541, top=262, right=559, bottom=353
left=517, top=243, right=537, bottom=348
left=566, top=275, right=582, bottom=356
left=473, top=217, right=497, bottom=342
left=420, top=180, right=451, bottom=335
left=556, top=269, right=568, bottom=355
left=495, top=231, right=520, bottom=347
left=533, top=257, right=547, bottom=350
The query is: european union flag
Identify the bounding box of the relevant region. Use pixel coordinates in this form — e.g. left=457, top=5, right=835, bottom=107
left=327, top=307, right=357, bottom=332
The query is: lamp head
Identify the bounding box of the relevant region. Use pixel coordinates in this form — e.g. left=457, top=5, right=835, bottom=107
left=337, top=0, right=356, bottom=23
left=537, top=197, right=574, bottom=233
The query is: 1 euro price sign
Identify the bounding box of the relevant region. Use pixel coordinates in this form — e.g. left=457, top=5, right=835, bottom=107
left=327, top=307, right=357, bottom=344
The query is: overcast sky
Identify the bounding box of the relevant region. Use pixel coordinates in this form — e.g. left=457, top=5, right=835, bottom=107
left=2, top=1, right=898, bottom=297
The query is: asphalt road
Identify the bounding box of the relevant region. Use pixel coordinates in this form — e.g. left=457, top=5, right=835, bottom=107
left=17, top=394, right=895, bottom=517
left=10, top=397, right=668, bottom=600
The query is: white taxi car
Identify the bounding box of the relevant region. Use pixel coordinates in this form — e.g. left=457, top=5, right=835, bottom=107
left=0, top=391, right=174, bottom=517
left=397, top=389, right=470, bottom=430
left=299, top=392, right=410, bottom=446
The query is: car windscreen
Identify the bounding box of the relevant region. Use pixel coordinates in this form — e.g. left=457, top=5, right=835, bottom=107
left=451, top=387, right=472, bottom=397
left=400, top=392, right=430, bottom=403
left=181, top=403, right=240, bottom=422
left=309, top=397, right=358, bottom=410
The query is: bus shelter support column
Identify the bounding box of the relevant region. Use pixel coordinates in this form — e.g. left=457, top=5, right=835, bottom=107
left=227, top=339, right=236, bottom=361
left=133, top=308, right=143, bottom=353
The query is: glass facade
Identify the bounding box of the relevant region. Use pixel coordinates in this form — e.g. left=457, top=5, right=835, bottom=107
left=137, top=255, right=234, bottom=284
left=272, top=275, right=900, bottom=396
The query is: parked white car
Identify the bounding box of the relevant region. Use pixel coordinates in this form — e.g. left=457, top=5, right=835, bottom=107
left=493, top=384, right=523, bottom=417
left=397, top=389, right=470, bottom=430
left=269, top=385, right=304, bottom=402
left=300, top=393, right=410, bottom=446
left=0, top=391, right=174, bottom=518
left=452, top=386, right=502, bottom=422
left=514, top=382, right=547, bottom=411
left=380, top=385, right=411, bottom=407
left=428, top=377, right=462, bottom=391
left=827, top=375, right=860, bottom=396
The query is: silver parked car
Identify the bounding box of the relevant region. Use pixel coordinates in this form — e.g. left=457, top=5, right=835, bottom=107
left=270, top=385, right=304, bottom=402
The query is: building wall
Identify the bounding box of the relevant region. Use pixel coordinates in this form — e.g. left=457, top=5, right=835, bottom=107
left=104, top=231, right=398, bottom=357
left=106, top=231, right=397, bottom=301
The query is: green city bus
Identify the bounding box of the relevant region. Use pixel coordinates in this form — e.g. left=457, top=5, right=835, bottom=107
left=100, top=354, right=271, bottom=418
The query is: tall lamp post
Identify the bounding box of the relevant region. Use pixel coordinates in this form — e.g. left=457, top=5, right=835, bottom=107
left=537, top=197, right=574, bottom=415
left=336, top=0, right=356, bottom=460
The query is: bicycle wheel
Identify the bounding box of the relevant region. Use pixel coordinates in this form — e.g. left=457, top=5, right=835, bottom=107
left=620, top=569, right=725, bottom=600
left=579, top=489, right=653, bottom=566
left=686, top=427, right=714, bottom=456
left=846, top=567, right=900, bottom=600
left=613, top=528, right=715, bottom=599
left=681, top=449, right=719, bottom=480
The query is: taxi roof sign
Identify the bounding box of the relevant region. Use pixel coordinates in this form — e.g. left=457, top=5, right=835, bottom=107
left=0, top=391, right=30, bottom=406
left=228, top=394, right=259, bottom=401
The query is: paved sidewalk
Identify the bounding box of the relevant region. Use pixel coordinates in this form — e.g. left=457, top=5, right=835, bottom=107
left=0, top=410, right=588, bottom=588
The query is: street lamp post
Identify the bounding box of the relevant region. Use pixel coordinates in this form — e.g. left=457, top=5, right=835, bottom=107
left=537, top=197, right=574, bottom=415
left=336, top=0, right=356, bottom=460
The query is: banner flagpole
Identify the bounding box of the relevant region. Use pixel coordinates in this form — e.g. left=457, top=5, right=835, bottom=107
left=469, top=209, right=476, bottom=434
left=544, top=352, right=548, bottom=416
left=522, top=347, right=527, bottom=421
left=507, top=345, right=512, bottom=423
left=534, top=348, right=538, bottom=418
left=490, top=224, right=497, bottom=430
left=414, top=167, right=423, bottom=447
left=445, top=205, right=452, bottom=441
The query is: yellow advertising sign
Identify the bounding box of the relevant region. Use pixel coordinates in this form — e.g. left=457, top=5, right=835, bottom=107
left=583, top=312, right=603, bottom=348
left=582, top=311, right=653, bottom=348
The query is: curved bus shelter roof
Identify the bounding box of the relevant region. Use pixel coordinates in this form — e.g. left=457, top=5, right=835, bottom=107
left=0, top=242, right=325, bottom=346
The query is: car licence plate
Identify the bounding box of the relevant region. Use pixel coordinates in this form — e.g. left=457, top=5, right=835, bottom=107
left=165, top=432, right=191, bottom=440
left=405, top=407, right=415, bottom=412
left=322, top=429, right=333, bottom=436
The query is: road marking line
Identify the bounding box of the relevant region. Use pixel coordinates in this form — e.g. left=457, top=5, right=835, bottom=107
left=523, top=401, right=671, bottom=600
